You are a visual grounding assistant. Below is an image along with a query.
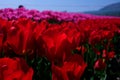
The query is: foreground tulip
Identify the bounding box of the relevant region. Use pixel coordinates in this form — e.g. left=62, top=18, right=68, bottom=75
left=0, top=57, right=33, bottom=80
left=3, top=19, right=36, bottom=55
left=42, top=32, right=69, bottom=64
left=52, top=54, right=87, bottom=80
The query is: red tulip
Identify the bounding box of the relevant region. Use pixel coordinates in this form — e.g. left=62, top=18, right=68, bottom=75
left=4, top=19, right=36, bottom=55
left=94, top=58, right=106, bottom=70
left=102, top=49, right=115, bottom=60
left=0, top=57, right=33, bottom=80
left=52, top=54, right=87, bottom=80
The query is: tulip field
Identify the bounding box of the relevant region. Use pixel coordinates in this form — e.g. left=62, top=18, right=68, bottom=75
left=0, top=7, right=120, bottom=80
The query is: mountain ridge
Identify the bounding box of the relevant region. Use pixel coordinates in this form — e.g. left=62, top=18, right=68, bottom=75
left=84, top=2, right=120, bottom=16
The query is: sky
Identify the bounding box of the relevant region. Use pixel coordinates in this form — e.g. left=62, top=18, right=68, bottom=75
left=0, top=0, right=120, bottom=12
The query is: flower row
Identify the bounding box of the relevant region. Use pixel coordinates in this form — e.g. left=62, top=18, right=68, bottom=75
left=0, top=18, right=119, bottom=55
left=0, top=7, right=118, bottom=22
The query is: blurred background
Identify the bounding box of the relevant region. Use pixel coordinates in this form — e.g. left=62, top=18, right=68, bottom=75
left=0, top=0, right=120, bottom=16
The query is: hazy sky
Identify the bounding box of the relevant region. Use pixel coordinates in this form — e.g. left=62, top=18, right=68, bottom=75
left=0, top=0, right=120, bottom=12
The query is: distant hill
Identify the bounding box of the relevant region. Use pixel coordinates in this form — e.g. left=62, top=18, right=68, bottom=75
left=84, top=2, right=120, bottom=16
left=100, top=2, right=120, bottom=11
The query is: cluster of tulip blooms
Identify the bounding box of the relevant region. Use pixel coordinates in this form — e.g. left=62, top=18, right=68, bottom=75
left=0, top=7, right=120, bottom=80
left=0, top=6, right=117, bottom=22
